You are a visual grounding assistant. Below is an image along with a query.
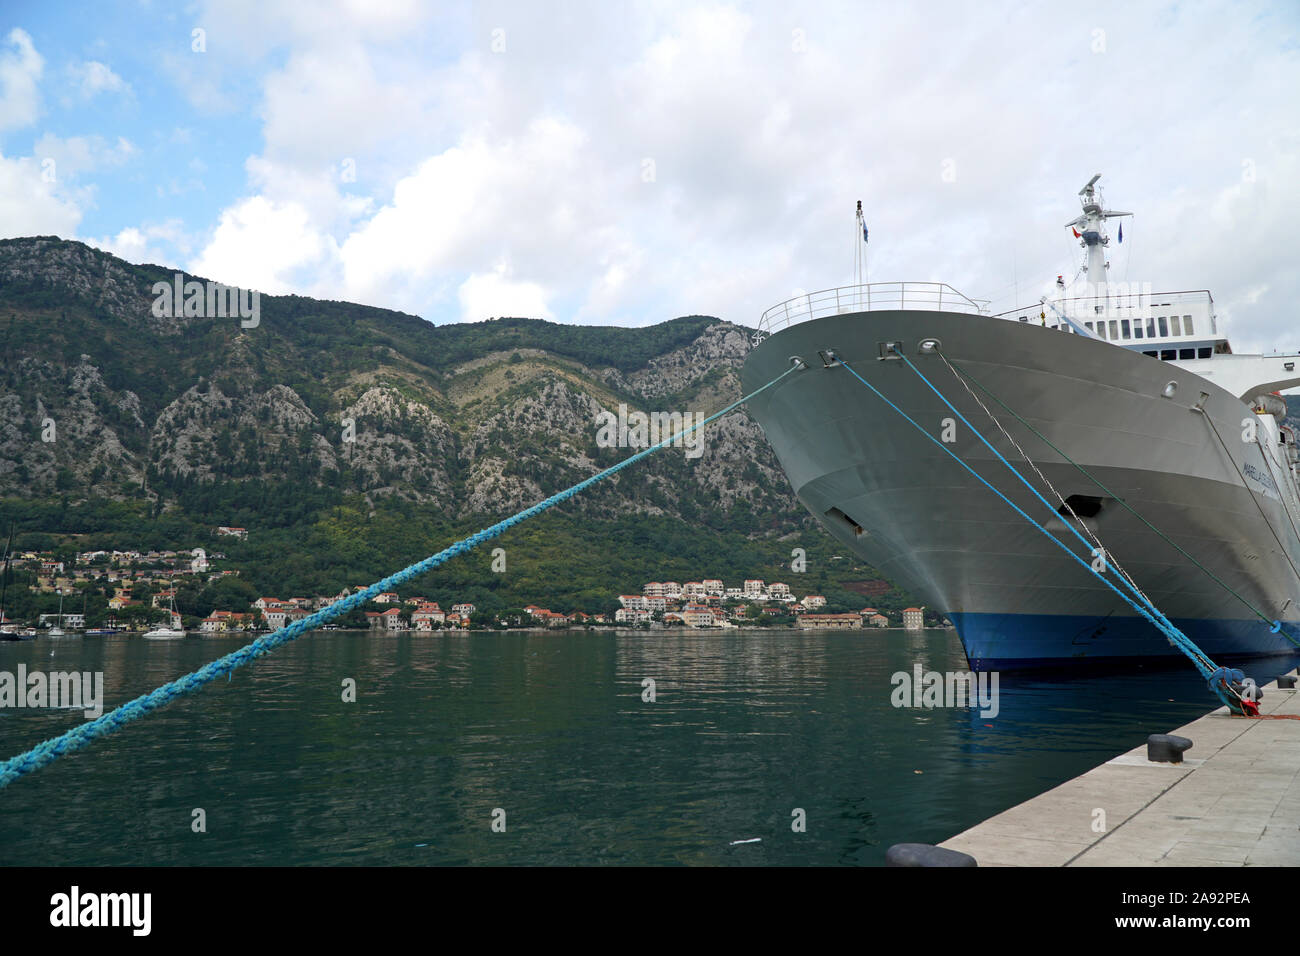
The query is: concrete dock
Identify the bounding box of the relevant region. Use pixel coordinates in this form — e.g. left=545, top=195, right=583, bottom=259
left=940, top=673, right=1300, bottom=866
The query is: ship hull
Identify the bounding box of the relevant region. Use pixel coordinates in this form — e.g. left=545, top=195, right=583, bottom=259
left=740, top=309, right=1300, bottom=670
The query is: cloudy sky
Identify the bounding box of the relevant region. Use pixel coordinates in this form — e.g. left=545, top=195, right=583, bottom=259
left=1, top=0, right=1297, bottom=351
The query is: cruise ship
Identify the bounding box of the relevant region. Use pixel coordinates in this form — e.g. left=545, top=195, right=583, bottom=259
left=740, top=175, right=1300, bottom=669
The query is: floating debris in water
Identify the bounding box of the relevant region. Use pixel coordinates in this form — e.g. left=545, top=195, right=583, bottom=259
left=729, top=838, right=761, bottom=845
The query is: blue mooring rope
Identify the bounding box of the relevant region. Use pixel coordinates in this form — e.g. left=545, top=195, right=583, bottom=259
left=892, top=352, right=1215, bottom=675
left=834, top=354, right=1251, bottom=712
left=0, top=364, right=801, bottom=789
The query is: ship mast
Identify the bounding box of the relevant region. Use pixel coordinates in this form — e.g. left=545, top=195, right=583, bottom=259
left=1064, top=174, right=1131, bottom=311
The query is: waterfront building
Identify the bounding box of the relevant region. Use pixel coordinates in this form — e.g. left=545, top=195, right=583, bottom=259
left=796, top=613, right=862, bottom=629
left=682, top=605, right=715, bottom=627
left=412, top=604, right=446, bottom=629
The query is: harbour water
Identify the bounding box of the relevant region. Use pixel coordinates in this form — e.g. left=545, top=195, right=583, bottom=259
left=2, top=629, right=1297, bottom=866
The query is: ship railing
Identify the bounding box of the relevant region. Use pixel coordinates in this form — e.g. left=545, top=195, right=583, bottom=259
left=992, top=289, right=1215, bottom=322
left=756, top=282, right=988, bottom=338
left=992, top=289, right=1218, bottom=337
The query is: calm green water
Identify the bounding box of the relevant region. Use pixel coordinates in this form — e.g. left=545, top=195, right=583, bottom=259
left=0, top=629, right=1292, bottom=866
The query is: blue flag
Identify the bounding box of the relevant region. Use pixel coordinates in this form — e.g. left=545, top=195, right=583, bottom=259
left=863, top=223, right=869, bottom=243
left=1118, top=222, right=1123, bottom=244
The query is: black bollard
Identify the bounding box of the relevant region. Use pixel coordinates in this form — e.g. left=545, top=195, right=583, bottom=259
left=886, top=843, right=978, bottom=867
left=1279, top=675, right=1297, bottom=689
left=1147, top=733, right=1193, bottom=763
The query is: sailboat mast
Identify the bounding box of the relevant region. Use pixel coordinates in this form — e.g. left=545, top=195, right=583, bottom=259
left=0, top=525, right=12, bottom=628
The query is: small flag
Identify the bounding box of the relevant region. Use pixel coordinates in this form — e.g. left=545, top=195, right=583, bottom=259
left=1118, top=222, right=1123, bottom=243
left=863, top=223, right=869, bottom=243
left=1071, top=227, right=1080, bottom=238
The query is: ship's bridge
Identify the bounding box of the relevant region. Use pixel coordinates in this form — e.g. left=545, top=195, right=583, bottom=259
left=995, top=289, right=1227, bottom=360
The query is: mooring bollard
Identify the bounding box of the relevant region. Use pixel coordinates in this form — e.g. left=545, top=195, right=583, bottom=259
left=885, top=843, right=978, bottom=867
left=1147, top=733, right=1193, bottom=763
left=1278, top=675, right=1297, bottom=689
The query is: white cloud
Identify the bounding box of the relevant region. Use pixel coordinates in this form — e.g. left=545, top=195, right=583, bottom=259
left=87, top=219, right=191, bottom=266
left=108, top=0, right=1300, bottom=354
left=0, top=28, right=43, bottom=133
left=69, top=60, right=130, bottom=99
left=0, top=153, right=81, bottom=237
left=188, top=195, right=338, bottom=293
left=32, top=133, right=135, bottom=179
left=338, top=116, right=589, bottom=308
left=458, top=261, right=552, bottom=322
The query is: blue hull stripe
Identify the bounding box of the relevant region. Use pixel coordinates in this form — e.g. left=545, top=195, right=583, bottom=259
left=950, top=611, right=1295, bottom=671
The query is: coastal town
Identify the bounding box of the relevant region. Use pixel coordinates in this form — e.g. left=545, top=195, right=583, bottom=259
left=0, top=530, right=936, bottom=635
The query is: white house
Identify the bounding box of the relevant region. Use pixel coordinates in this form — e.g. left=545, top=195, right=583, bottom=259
left=682, top=605, right=715, bottom=627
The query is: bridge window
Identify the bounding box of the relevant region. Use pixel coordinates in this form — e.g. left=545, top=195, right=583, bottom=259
left=1198, top=347, right=1212, bottom=359
left=1183, top=315, right=1194, bottom=335
left=1134, top=322, right=1144, bottom=339
left=1109, top=320, right=1119, bottom=339
left=1142, top=350, right=1158, bottom=357
left=1121, top=319, right=1132, bottom=339
left=1179, top=348, right=1195, bottom=360
left=1084, top=321, right=1094, bottom=332
left=1146, top=317, right=1156, bottom=337
left=1170, top=316, right=1182, bottom=336
left=1161, top=349, right=1176, bottom=360
left=1158, top=316, right=1168, bottom=336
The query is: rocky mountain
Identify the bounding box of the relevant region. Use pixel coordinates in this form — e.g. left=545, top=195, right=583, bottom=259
left=0, top=237, right=805, bottom=536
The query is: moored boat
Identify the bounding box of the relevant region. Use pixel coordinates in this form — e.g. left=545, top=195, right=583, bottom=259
left=741, top=175, right=1300, bottom=669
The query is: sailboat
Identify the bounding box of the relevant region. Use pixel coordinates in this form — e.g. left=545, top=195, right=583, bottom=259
left=46, top=588, right=70, bottom=637
left=0, top=525, right=31, bottom=642
left=143, top=591, right=186, bottom=639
